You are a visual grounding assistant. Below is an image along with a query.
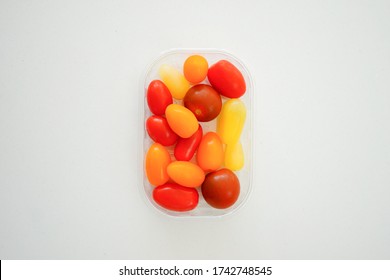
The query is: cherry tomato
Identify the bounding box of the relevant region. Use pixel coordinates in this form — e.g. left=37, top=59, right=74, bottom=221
left=159, top=64, right=189, bottom=99
left=165, top=104, right=199, bottom=138
left=146, top=116, right=178, bottom=146
left=207, top=60, right=246, bottom=98
left=217, top=98, right=246, bottom=145
left=167, top=161, right=205, bottom=188
left=196, top=132, right=224, bottom=172
left=183, top=55, right=208, bottom=84
left=224, top=141, right=244, bottom=171
left=147, top=80, right=173, bottom=116
left=153, top=183, right=199, bottom=212
left=174, top=125, right=203, bottom=161
left=145, top=143, right=171, bottom=186
left=201, top=168, right=240, bottom=209
left=183, top=84, right=222, bottom=122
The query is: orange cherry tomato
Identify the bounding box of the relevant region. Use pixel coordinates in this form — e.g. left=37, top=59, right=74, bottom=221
left=196, top=132, right=224, bottom=172
left=167, top=161, right=205, bottom=188
left=183, top=55, right=208, bottom=84
left=145, top=143, right=171, bottom=186
left=165, top=104, right=199, bottom=138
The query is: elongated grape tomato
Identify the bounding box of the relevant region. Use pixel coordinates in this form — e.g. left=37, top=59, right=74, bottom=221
left=196, top=132, right=224, bottom=172
left=159, top=64, right=189, bottom=100
left=147, top=80, right=172, bottom=115
left=207, top=60, right=246, bottom=98
left=153, top=183, right=199, bottom=212
left=145, top=143, right=171, bottom=186
left=146, top=116, right=178, bottom=146
left=217, top=98, right=246, bottom=145
left=165, top=104, right=199, bottom=138
left=167, top=161, right=205, bottom=188
left=174, top=125, right=203, bottom=161
left=225, top=141, right=244, bottom=171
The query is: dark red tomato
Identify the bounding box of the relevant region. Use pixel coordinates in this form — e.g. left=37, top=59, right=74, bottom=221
left=183, top=84, right=222, bottom=122
left=146, top=115, right=178, bottom=146
left=207, top=60, right=246, bottom=98
left=174, top=125, right=202, bottom=161
left=147, top=80, right=173, bottom=115
left=201, top=168, right=240, bottom=209
left=153, top=183, right=199, bottom=211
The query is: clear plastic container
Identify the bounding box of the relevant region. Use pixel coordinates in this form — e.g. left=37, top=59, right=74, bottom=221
left=140, top=49, right=253, bottom=218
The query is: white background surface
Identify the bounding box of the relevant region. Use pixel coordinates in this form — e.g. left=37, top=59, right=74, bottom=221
left=0, top=0, right=389, bottom=259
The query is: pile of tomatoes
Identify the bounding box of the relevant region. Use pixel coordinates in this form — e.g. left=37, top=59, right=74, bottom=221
left=145, top=54, right=247, bottom=212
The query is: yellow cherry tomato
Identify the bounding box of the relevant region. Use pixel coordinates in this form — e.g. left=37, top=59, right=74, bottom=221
left=145, top=143, right=171, bottom=186
left=165, top=104, right=199, bottom=138
left=225, top=141, right=244, bottom=171
left=217, top=98, right=246, bottom=145
left=159, top=64, right=190, bottom=99
left=183, top=55, right=208, bottom=84
left=167, top=161, right=205, bottom=188
left=196, top=132, right=224, bottom=172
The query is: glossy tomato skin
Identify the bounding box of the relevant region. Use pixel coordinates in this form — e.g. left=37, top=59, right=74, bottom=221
left=165, top=104, right=199, bottom=138
left=174, top=125, right=203, bottom=161
left=217, top=98, right=246, bottom=145
left=159, top=64, right=190, bottom=100
left=196, top=132, right=224, bottom=172
left=145, top=143, right=171, bottom=186
left=153, top=183, right=199, bottom=212
left=224, top=141, right=244, bottom=171
left=146, top=115, right=178, bottom=146
left=147, top=80, right=173, bottom=115
left=207, top=60, right=246, bottom=98
left=201, top=168, right=240, bottom=209
left=183, top=55, right=208, bottom=84
left=167, top=161, right=205, bottom=188
left=183, top=84, right=222, bottom=122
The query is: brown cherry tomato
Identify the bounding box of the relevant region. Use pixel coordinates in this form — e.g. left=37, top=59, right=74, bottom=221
left=183, top=84, right=222, bottom=122
left=201, top=168, right=240, bottom=209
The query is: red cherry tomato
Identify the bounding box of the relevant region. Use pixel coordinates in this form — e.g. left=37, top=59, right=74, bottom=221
left=207, top=60, right=246, bottom=98
left=174, top=125, right=203, bottom=161
left=147, top=80, right=173, bottom=115
left=153, top=183, right=199, bottom=212
left=183, top=84, right=222, bottom=122
left=146, top=115, right=178, bottom=146
left=201, top=168, right=240, bottom=209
